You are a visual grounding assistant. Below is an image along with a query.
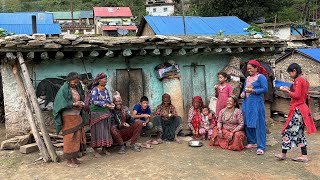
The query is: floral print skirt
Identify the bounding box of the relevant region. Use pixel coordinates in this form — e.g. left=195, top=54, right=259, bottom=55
left=282, top=109, right=307, bottom=150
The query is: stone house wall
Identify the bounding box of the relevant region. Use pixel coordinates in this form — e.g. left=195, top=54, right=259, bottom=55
left=275, top=53, right=320, bottom=87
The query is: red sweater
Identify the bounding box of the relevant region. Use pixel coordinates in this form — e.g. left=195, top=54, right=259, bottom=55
left=282, top=76, right=317, bottom=134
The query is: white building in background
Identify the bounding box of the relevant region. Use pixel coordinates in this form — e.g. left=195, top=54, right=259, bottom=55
left=146, top=0, right=175, bottom=16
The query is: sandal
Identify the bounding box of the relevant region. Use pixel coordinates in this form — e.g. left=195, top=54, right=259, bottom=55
left=146, top=140, right=159, bottom=145
left=291, top=157, right=308, bottom=163
left=257, top=149, right=264, bottom=155
left=275, top=154, right=286, bottom=161
left=174, top=137, right=182, bottom=144
left=245, top=144, right=257, bottom=149
left=140, top=143, right=153, bottom=149
left=66, top=162, right=79, bottom=168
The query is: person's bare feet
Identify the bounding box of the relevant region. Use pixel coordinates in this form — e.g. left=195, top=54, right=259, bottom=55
left=72, top=158, right=81, bottom=164
left=174, top=137, right=182, bottom=144
left=93, top=151, right=102, bottom=158
left=291, top=155, right=309, bottom=162
left=275, top=153, right=286, bottom=160
left=66, top=160, right=78, bottom=168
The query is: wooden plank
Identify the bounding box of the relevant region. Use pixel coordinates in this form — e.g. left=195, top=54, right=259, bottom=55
left=128, top=69, right=143, bottom=110
left=182, top=66, right=193, bottom=117
left=20, top=143, right=39, bottom=154
left=17, top=52, right=58, bottom=162
left=116, top=69, right=130, bottom=107
left=192, top=65, right=207, bottom=105
left=12, top=64, right=50, bottom=162
left=53, top=143, right=64, bottom=148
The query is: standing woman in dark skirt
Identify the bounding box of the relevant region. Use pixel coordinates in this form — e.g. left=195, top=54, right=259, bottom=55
left=90, top=72, right=115, bottom=158
left=275, top=63, right=317, bottom=162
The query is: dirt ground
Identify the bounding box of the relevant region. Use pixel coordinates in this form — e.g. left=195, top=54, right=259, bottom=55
left=0, top=122, right=319, bottom=180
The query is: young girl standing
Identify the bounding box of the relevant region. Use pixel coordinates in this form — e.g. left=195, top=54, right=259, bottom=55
left=275, top=63, right=317, bottom=162
left=215, top=72, right=233, bottom=116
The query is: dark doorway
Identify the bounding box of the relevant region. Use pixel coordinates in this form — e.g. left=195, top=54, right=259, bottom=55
left=116, top=69, right=144, bottom=110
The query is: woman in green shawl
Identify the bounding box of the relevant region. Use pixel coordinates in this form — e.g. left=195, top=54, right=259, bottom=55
left=53, top=72, right=86, bottom=168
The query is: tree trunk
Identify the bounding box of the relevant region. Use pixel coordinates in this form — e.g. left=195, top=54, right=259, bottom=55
left=17, top=52, right=58, bottom=162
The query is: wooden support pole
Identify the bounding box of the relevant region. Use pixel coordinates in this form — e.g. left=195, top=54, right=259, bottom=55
left=55, top=51, right=64, bottom=60
left=122, top=49, right=132, bottom=57
left=17, top=52, right=58, bottom=162
left=74, top=51, right=83, bottom=59
left=40, top=52, right=49, bottom=60
left=27, top=52, right=34, bottom=60
left=214, top=48, right=222, bottom=53
left=12, top=64, right=50, bottom=162
left=178, top=48, right=186, bottom=56
left=105, top=50, right=114, bottom=57
left=163, top=49, right=172, bottom=56
left=139, top=49, right=147, bottom=56
left=89, top=50, right=99, bottom=57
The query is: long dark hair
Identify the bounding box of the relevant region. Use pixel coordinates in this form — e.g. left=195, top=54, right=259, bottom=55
left=287, top=63, right=302, bottom=79
left=230, top=95, right=240, bottom=109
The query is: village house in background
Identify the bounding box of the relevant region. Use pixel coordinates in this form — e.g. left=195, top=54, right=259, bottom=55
left=51, top=11, right=94, bottom=35
left=274, top=48, right=320, bottom=87
left=0, top=12, right=61, bottom=35
left=272, top=48, right=320, bottom=126
left=93, top=7, right=137, bottom=36
left=137, top=16, right=249, bottom=36
left=259, top=23, right=319, bottom=48
left=145, top=0, right=175, bottom=16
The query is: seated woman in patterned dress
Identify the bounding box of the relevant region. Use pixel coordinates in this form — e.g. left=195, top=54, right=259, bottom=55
left=209, top=96, right=246, bottom=151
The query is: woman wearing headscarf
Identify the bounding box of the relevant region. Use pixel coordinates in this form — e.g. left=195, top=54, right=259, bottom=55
left=210, top=96, right=246, bottom=151
left=275, top=63, right=316, bottom=162
left=53, top=72, right=86, bottom=167
left=188, top=96, right=203, bottom=138
left=90, top=72, right=114, bottom=158
left=153, top=94, right=183, bottom=143
left=241, top=60, right=268, bottom=155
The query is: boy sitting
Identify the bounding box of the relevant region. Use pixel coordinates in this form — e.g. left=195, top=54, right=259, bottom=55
left=132, top=96, right=153, bottom=136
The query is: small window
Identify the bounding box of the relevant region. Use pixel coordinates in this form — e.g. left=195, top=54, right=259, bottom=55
left=153, top=8, right=156, bottom=13
left=164, top=7, right=168, bottom=12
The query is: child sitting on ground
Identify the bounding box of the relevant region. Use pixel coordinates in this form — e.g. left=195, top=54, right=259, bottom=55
left=199, top=106, right=216, bottom=140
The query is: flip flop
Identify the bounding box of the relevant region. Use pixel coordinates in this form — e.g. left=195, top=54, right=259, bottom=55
left=140, top=143, right=153, bottom=149
left=66, top=162, right=79, bottom=168
left=245, top=144, right=257, bottom=149
left=146, top=140, right=159, bottom=145
left=291, top=157, right=308, bottom=163
left=257, top=149, right=264, bottom=155
left=275, top=154, right=286, bottom=161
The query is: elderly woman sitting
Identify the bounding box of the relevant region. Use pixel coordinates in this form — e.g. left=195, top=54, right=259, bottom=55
left=209, top=96, right=246, bottom=151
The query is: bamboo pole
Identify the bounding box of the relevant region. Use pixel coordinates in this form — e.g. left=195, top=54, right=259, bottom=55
left=12, top=64, right=51, bottom=162
left=17, top=52, right=58, bottom=162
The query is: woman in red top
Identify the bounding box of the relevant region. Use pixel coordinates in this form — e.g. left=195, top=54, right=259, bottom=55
left=275, top=63, right=317, bottom=162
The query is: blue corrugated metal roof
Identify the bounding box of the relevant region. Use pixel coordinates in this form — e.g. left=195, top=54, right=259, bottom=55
left=0, top=12, right=61, bottom=34
left=0, top=24, right=61, bottom=35
left=296, top=48, right=320, bottom=62
left=1, top=12, right=54, bottom=24
left=143, top=16, right=249, bottom=36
